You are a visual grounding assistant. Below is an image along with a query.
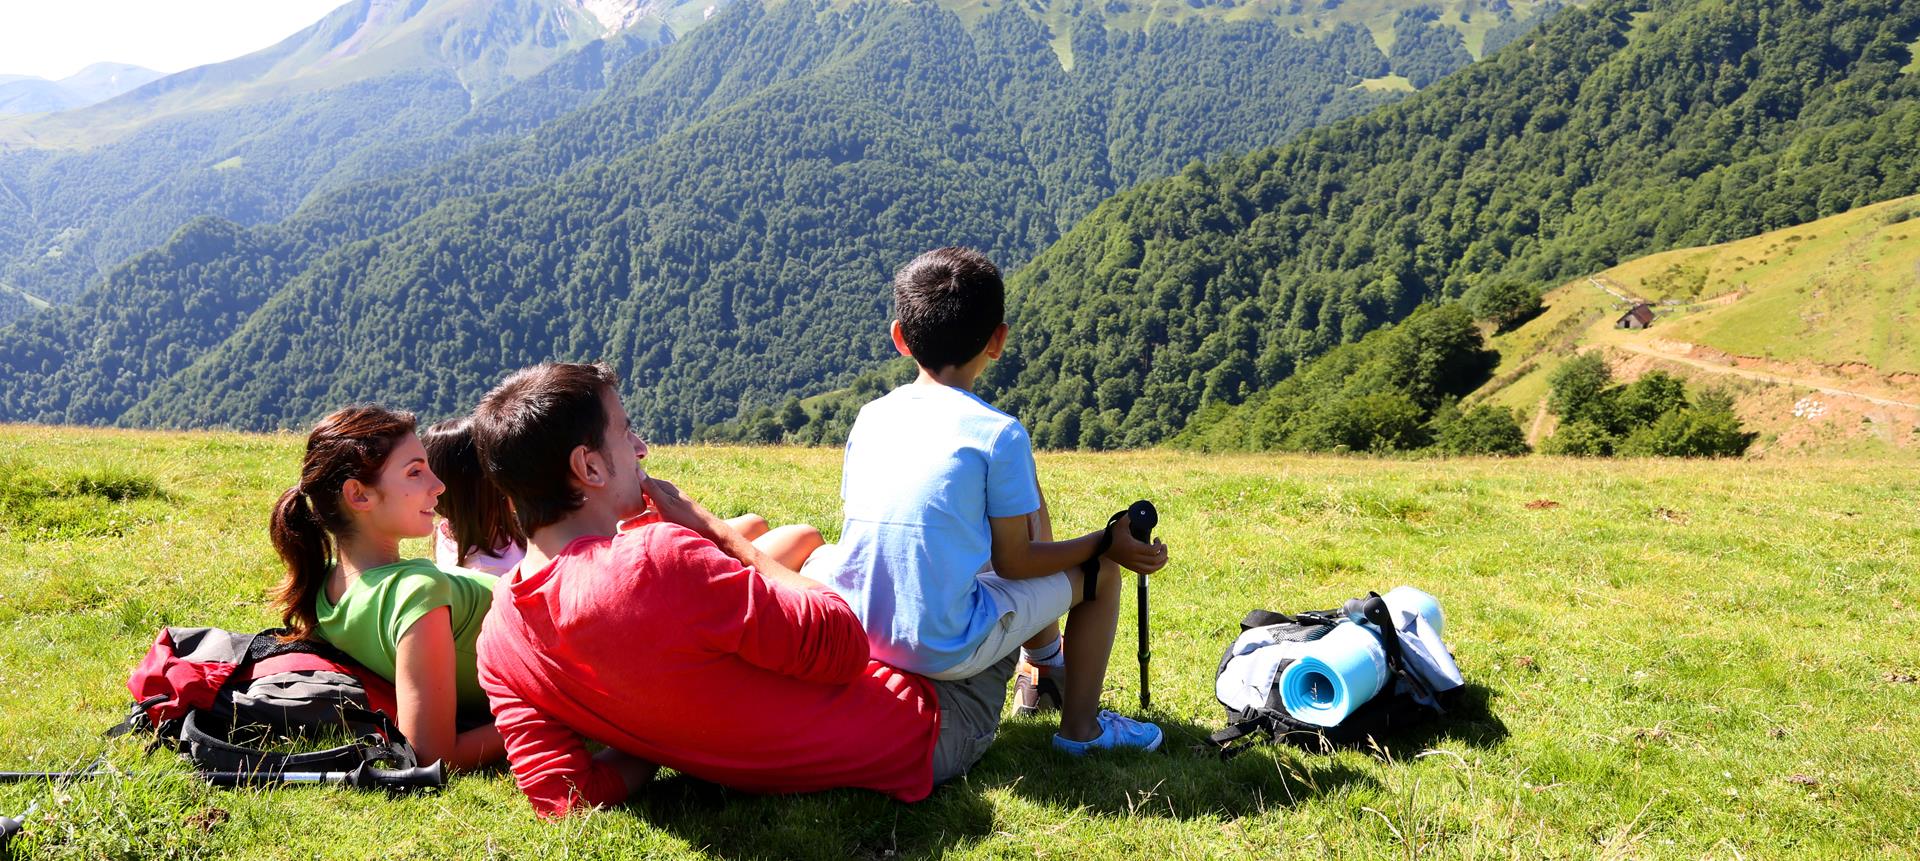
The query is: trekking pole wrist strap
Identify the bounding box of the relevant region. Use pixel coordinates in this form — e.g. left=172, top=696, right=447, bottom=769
left=1079, top=511, right=1124, bottom=602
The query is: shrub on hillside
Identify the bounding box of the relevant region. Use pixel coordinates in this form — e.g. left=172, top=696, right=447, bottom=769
left=1546, top=353, right=1615, bottom=428
left=1614, top=371, right=1689, bottom=430
left=1296, top=391, right=1429, bottom=453
left=1169, top=302, right=1497, bottom=454
left=1432, top=403, right=1531, bottom=455
left=1539, top=419, right=1614, bottom=456
left=1543, top=360, right=1752, bottom=458
left=1616, top=401, right=1756, bottom=457
left=1466, top=279, right=1544, bottom=333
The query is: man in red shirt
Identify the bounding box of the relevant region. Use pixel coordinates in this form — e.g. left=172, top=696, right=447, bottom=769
left=469, top=362, right=1014, bottom=816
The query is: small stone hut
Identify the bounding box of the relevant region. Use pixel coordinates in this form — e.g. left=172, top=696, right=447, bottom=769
left=1616, top=303, right=1655, bottom=329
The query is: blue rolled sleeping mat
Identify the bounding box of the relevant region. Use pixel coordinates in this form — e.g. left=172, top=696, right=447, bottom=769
left=1277, top=586, right=1461, bottom=727
left=1277, top=621, right=1388, bottom=727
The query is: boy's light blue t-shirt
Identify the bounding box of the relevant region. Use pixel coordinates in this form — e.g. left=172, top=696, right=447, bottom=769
left=805, top=383, right=1042, bottom=674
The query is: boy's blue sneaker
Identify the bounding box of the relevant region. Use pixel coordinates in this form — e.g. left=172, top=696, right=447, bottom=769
left=1052, top=710, right=1164, bottom=755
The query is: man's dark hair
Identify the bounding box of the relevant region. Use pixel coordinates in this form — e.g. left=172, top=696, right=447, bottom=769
left=471, top=362, right=621, bottom=533
left=892, top=247, right=1004, bottom=371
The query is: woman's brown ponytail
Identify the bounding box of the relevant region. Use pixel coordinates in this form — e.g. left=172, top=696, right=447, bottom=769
left=269, top=486, right=335, bottom=639
left=267, top=405, right=416, bottom=640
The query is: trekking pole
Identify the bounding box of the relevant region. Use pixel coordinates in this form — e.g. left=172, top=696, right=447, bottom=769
left=1, top=801, right=34, bottom=852
left=0, top=748, right=110, bottom=852
left=205, top=761, right=446, bottom=793
left=0, top=761, right=445, bottom=794
left=1125, top=500, right=1159, bottom=711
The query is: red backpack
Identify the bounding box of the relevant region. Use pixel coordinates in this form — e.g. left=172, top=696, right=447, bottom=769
left=113, top=627, right=416, bottom=774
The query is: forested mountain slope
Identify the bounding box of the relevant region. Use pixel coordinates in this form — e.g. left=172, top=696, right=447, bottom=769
left=0, top=32, right=676, bottom=423
left=0, top=0, right=1561, bottom=325
left=0, top=0, right=684, bottom=321
left=979, top=0, right=1920, bottom=449
left=0, top=0, right=1508, bottom=434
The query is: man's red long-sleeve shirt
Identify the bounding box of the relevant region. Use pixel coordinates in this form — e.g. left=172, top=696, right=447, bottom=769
left=476, top=524, right=941, bottom=816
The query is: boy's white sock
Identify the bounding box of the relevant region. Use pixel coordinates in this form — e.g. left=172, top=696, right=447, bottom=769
left=1021, top=635, right=1065, bottom=669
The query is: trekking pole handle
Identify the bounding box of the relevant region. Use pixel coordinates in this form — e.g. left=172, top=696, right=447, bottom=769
left=1, top=809, right=25, bottom=850
left=1125, top=500, right=1157, bottom=543
left=348, top=761, right=446, bottom=793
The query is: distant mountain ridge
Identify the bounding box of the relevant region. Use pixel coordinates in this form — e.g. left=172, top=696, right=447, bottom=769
left=0, top=63, right=163, bottom=116
left=0, top=0, right=1569, bottom=323
left=0, top=0, right=692, bottom=321
left=0, top=0, right=688, bottom=147
left=0, top=0, right=1584, bottom=432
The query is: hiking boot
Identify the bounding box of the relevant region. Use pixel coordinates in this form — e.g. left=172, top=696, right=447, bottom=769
left=1052, top=710, right=1164, bottom=755
left=1011, top=659, right=1064, bottom=717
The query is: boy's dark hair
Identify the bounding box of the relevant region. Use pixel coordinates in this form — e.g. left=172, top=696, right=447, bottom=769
left=423, top=416, right=524, bottom=567
left=471, top=362, right=621, bottom=534
left=893, top=247, right=1004, bottom=371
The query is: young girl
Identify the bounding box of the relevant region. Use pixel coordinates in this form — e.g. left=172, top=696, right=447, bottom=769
left=269, top=405, right=505, bottom=770
left=423, top=417, right=526, bottom=577
left=423, top=415, right=795, bottom=572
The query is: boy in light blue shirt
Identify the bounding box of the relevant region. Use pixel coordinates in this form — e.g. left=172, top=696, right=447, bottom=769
left=803, top=247, right=1170, bottom=754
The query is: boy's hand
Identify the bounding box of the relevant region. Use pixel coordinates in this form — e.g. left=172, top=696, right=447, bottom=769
left=1103, top=512, right=1169, bottom=575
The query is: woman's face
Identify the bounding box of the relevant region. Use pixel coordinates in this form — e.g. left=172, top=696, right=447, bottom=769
left=357, top=433, right=445, bottom=541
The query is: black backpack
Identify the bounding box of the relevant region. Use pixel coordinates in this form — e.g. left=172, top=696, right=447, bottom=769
left=1208, top=607, right=1456, bottom=757
left=110, top=626, right=417, bottom=774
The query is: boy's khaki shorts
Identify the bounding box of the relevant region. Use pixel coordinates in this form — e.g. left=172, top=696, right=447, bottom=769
left=921, top=570, right=1075, bottom=682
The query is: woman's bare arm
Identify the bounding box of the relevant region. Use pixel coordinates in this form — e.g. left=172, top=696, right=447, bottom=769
left=395, top=607, right=505, bottom=770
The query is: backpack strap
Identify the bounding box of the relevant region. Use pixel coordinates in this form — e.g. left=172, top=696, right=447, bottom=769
left=104, top=694, right=171, bottom=739
left=1239, top=610, right=1291, bottom=631
left=1209, top=709, right=1275, bottom=759
left=1354, top=592, right=1446, bottom=714
left=178, top=710, right=417, bottom=775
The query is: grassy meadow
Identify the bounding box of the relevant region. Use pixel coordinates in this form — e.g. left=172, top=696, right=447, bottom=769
left=1, top=424, right=1917, bottom=859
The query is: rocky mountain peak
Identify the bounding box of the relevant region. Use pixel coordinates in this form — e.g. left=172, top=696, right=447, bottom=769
left=573, top=0, right=656, bottom=33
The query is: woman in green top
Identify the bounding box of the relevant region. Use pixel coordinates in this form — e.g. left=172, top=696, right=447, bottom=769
left=267, top=405, right=506, bottom=770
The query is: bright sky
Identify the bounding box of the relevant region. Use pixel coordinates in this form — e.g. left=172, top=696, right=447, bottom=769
left=0, top=1, right=348, bottom=81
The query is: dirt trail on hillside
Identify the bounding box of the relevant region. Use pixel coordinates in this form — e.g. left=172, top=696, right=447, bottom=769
left=1525, top=401, right=1554, bottom=446
left=1606, top=340, right=1920, bottom=410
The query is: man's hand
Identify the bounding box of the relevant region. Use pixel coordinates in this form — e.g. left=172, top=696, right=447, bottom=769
left=642, top=477, right=732, bottom=543
left=640, top=476, right=820, bottom=590
left=1103, top=512, right=1169, bottom=575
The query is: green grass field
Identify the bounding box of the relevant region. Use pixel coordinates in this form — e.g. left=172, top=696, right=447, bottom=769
left=2, top=425, right=1918, bottom=859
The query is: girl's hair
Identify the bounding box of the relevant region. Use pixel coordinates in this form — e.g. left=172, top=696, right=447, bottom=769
left=421, top=416, right=523, bottom=567
left=269, top=404, right=417, bottom=640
